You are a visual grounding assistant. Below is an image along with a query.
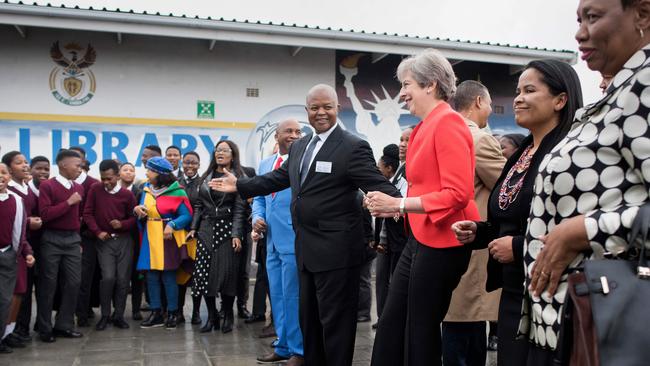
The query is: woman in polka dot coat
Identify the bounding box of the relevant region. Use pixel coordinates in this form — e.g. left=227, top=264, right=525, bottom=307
left=520, top=0, right=650, bottom=364
left=190, top=140, right=247, bottom=334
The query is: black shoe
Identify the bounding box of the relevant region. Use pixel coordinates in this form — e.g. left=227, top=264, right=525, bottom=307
left=140, top=310, right=165, bottom=328
left=245, top=314, right=266, bottom=324
left=12, top=331, right=32, bottom=342
left=0, top=341, right=12, bottom=354
left=39, top=332, right=55, bottom=343
left=2, top=334, right=26, bottom=348
left=95, top=316, right=110, bottom=331
left=113, top=318, right=130, bottom=329
left=177, top=314, right=186, bottom=324
left=52, top=328, right=83, bottom=338
left=165, top=313, right=177, bottom=330
left=488, top=335, right=498, bottom=351
left=191, top=311, right=201, bottom=325
left=357, top=315, right=371, bottom=323
left=132, top=311, right=143, bottom=321
left=222, top=310, right=234, bottom=333
left=77, top=317, right=89, bottom=327
left=237, top=306, right=251, bottom=319
left=200, top=316, right=216, bottom=333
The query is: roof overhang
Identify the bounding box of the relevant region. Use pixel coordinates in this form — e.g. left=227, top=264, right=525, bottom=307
left=0, top=2, right=577, bottom=65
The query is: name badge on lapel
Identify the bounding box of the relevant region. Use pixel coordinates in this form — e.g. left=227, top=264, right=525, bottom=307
left=315, top=161, right=332, bottom=174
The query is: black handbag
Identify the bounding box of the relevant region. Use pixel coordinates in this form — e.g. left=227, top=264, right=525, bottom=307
left=567, top=203, right=650, bottom=366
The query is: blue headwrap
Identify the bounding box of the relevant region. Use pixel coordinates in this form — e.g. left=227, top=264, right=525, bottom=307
left=146, top=156, right=173, bottom=175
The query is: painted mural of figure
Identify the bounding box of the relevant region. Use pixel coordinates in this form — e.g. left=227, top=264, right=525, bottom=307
left=339, top=54, right=409, bottom=161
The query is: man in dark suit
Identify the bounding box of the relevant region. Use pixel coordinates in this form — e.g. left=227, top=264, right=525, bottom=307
left=212, top=84, right=399, bottom=366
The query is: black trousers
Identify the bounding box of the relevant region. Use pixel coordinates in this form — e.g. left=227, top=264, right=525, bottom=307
left=300, top=265, right=361, bottom=366
left=357, top=256, right=373, bottom=319
left=131, top=233, right=144, bottom=314
left=96, top=235, right=133, bottom=319
left=0, top=248, right=17, bottom=340
left=251, top=242, right=269, bottom=317
left=442, top=321, right=487, bottom=366
left=371, top=237, right=471, bottom=366
left=496, top=290, right=529, bottom=366
left=75, top=235, right=97, bottom=320
left=37, top=230, right=82, bottom=333
left=375, top=248, right=402, bottom=319
left=235, top=232, right=252, bottom=309
left=15, top=263, right=35, bottom=335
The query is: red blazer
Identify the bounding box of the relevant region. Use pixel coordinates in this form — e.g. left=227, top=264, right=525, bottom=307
left=406, top=102, right=480, bottom=248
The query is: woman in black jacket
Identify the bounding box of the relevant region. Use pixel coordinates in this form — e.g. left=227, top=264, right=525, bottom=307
left=452, top=59, right=583, bottom=366
left=190, top=141, right=246, bottom=334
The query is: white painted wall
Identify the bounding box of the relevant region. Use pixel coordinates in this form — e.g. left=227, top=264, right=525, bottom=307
left=38, top=0, right=602, bottom=104
left=0, top=26, right=334, bottom=121
left=0, top=26, right=335, bottom=175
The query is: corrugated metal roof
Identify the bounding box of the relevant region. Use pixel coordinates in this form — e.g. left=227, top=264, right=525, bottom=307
left=1, top=0, right=575, bottom=55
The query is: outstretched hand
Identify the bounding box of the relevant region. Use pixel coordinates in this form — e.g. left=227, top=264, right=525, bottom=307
left=208, top=168, right=238, bottom=193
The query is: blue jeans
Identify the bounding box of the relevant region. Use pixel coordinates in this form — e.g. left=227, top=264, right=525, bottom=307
left=146, top=270, right=178, bottom=312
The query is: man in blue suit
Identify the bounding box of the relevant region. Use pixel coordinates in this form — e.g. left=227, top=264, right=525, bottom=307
left=254, top=119, right=305, bottom=365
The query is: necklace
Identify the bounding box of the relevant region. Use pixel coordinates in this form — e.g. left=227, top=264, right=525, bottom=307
left=498, top=145, right=534, bottom=210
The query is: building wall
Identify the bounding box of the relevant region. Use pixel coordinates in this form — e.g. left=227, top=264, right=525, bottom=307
left=0, top=25, right=334, bottom=174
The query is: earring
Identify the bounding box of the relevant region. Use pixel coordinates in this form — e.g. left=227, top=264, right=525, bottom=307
left=641, top=28, right=645, bottom=39
left=426, top=89, right=431, bottom=95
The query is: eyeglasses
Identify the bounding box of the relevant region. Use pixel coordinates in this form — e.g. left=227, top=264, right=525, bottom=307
left=215, top=148, right=232, bottom=153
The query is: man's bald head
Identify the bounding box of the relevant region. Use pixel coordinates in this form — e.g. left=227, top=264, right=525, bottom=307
left=305, top=84, right=340, bottom=134
left=275, top=118, right=303, bottom=155
left=306, top=84, right=339, bottom=105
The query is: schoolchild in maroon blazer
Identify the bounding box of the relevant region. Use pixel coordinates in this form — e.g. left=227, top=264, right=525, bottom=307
left=83, top=160, right=136, bottom=330
left=0, top=163, right=32, bottom=354
left=69, top=146, right=101, bottom=327
left=36, top=149, right=85, bottom=343
left=1, top=152, right=37, bottom=349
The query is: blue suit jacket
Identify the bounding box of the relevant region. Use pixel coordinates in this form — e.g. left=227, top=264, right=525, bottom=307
left=252, top=154, right=295, bottom=255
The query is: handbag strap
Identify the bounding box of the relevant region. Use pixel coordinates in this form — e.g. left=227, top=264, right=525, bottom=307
left=629, top=203, right=650, bottom=278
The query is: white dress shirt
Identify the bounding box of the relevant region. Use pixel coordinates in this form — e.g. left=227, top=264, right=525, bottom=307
left=301, top=123, right=338, bottom=172
left=55, top=175, right=73, bottom=190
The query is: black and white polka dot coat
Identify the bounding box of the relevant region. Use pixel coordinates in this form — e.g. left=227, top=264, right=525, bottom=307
left=518, top=45, right=650, bottom=350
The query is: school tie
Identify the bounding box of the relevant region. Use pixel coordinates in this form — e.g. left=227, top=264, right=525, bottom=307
left=300, top=136, right=320, bottom=184
left=271, top=156, right=283, bottom=198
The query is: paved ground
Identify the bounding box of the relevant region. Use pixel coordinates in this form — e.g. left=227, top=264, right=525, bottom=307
left=1, top=281, right=497, bottom=366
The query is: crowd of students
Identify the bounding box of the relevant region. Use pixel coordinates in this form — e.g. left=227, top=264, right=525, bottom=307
left=0, top=141, right=267, bottom=353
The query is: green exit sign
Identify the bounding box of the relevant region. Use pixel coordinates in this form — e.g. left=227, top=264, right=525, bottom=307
left=197, top=100, right=215, bottom=119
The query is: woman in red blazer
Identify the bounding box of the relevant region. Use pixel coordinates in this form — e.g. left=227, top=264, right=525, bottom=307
left=367, top=48, right=480, bottom=366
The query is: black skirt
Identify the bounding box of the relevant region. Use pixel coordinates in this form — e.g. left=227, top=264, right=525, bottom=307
left=192, top=218, right=240, bottom=297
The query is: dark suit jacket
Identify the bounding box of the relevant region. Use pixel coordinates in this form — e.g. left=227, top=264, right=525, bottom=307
left=237, top=125, right=400, bottom=272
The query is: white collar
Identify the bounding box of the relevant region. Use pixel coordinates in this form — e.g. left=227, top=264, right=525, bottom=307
left=28, top=180, right=40, bottom=197
left=75, top=171, right=87, bottom=184
left=275, top=153, right=289, bottom=163
left=105, top=184, right=121, bottom=194
left=0, top=192, right=9, bottom=202
left=8, top=179, right=28, bottom=195
left=173, top=168, right=181, bottom=177
left=56, top=175, right=73, bottom=189
left=314, top=123, right=337, bottom=143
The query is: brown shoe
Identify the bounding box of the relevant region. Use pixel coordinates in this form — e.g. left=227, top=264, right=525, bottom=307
left=286, top=355, right=305, bottom=366
left=256, top=352, right=289, bottom=364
